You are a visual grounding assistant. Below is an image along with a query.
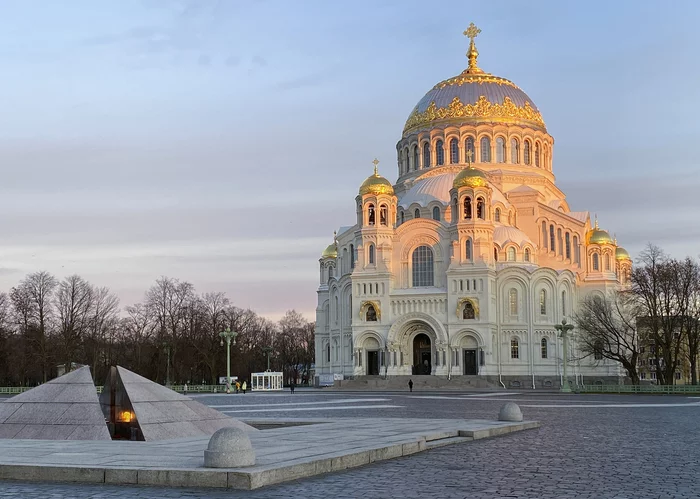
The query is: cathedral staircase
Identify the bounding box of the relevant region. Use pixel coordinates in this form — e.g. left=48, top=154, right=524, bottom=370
left=332, top=375, right=501, bottom=391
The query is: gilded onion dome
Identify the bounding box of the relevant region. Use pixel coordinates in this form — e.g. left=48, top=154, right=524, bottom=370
left=321, top=242, right=337, bottom=259
left=586, top=218, right=613, bottom=245
left=453, top=165, right=489, bottom=189
left=616, top=247, right=631, bottom=261
left=403, top=23, right=545, bottom=137
left=359, top=159, right=394, bottom=196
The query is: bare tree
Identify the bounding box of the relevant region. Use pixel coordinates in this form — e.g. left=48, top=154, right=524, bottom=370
left=85, top=286, right=120, bottom=380
left=20, top=271, right=58, bottom=382
left=123, top=303, right=154, bottom=374
left=682, top=259, right=700, bottom=385
left=55, top=275, right=94, bottom=373
left=575, top=291, right=641, bottom=384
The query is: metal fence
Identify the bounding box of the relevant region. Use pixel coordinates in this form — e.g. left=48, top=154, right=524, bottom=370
left=580, top=384, right=700, bottom=394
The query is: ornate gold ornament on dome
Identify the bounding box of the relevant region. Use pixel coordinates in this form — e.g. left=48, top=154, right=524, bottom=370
left=358, top=158, right=395, bottom=196
left=456, top=297, right=480, bottom=319
left=403, top=23, right=546, bottom=135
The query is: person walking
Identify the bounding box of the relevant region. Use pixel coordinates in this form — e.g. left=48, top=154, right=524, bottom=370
left=235, top=381, right=240, bottom=394
left=408, top=379, right=413, bottom=392
left=290, top=380, right=295, bottom=394
left=183, top=383, right=188, bottom=395
left=242, top=381, right=247, bottom=394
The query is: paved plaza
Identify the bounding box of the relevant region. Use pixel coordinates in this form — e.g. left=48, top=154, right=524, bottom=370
left=1, top=390, right=699, bottom=498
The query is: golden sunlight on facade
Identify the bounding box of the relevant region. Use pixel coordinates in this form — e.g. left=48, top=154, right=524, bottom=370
left=315, top=24, right=632, bottom=388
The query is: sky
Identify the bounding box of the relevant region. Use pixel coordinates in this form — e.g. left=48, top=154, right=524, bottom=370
left=1, top=0, right=700, bottom=320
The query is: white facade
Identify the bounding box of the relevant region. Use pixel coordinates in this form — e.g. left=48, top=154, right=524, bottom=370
left=314, top=34, right=629, bottom=388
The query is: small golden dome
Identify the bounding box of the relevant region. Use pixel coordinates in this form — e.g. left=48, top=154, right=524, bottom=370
left=616, top=247, right=631, bottom=261
left=453, top=166, right=489, bottom=189
left=359, top=159, right=394, bottom=196
left=321, top=242, right=337, bottom=259
left=586, top=217, right=613, bottom=245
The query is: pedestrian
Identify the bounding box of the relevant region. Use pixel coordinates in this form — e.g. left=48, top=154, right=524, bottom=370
left=183, top=383, right=188, bottom=395
left=235, top=381, right=240, bottom=394
left=290, top=380, right=295, bottom=394
left=242, top=381, right=247, bottom=394
left=408, top=379, right=413, bottom=392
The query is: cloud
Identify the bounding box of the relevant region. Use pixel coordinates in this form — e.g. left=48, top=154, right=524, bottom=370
left=251, top=55, right=267, bottom=67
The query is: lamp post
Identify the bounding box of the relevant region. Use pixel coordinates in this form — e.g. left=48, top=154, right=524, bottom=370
left=219, top=327, right=238, bottom=394
left=554, top=318, right=575, bottom=393
left=262, top=346, right=273, bottom=371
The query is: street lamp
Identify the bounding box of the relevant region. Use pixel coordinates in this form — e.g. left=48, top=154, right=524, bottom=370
left=219, top=327, right=239, bottom=394
left=262, top=346, right=273, bottom=371
left=554, top=318, right=575, bottom=393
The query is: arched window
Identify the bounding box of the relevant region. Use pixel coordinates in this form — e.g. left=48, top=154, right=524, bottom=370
left=449, top=138, right=459, bottom=164
left=476, top=197, right=485, bottom=219
left=366, top=305, right=377, bottom=322
left=494, top=247, right=499, bottom=262
left=524, top=248, right=531, bottom=262
left=573, top=235, right=579, bottom=264
left=411, top=245, right=434, bottom=287
left=368, top=244, right=375, bottom=265
left=535, top=143, right=540, bottom=167
left=404, top=149, right=410, bottom=172
left=542, top=222, right=548, bottom=250
left=540, top=289, right=547, bottom=315
left=480, top=137, right=491, bottom=162
left=328, top=265, right=334, bottom=279
left=413, top=146, right=419, bottom=171
left=496, top=137, right=505, bottom=163
left=541, top=338, right=548, bottom=359
left=379, top=205, right=388, bottom=226
left=549, top=224, right=555, bottom=250
left=432, top=206, right=440, bottom=221
left=509, top=289, right=518, bottom=315
left=594, top=341, right=603, bottom=360
left=326, top=342, right=330, bottom=363
left=368, top=204, right=375, bottom=226
left=511, top=138, right=519, bottom=164
left=399, top=210, right=404, bottom=225
left=463, top=301, right=475, bottom=319
left=507, top=247, right=516, bottom=261
left=565, top=232, right=571, bottom=260
left=423, top=143, right=430, bottom=168
left=494, top=208, right=501, bottom=222
left=604, top=254, right=611, bottom=271
left=511, top=338, right=519, bottom=359
left=465, top=137, right=475, bottom=163
left=557, top=228, right=563, bottom=256
left=592, top=253, right=599, bottom=271
left=414, top=208, right=420, bottom=219
left=350, top=244, right=355, bottom=268
left=561, top=290, right=567, bottom=316
left=524, top=140, right=531, bottom=165
left=436, top=140, right=445, bottom=165
left=465, top=238, right=472, bottom=260
left=464, top=197, right=472, bottom=219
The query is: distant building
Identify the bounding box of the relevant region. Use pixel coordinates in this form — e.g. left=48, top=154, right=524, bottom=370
left=636, top=317, right=699, bottom=385
left=315, top=25, right=630, bottom=388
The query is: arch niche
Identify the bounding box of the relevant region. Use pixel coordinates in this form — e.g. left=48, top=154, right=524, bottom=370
left=388, top=313, right=448, bottom=375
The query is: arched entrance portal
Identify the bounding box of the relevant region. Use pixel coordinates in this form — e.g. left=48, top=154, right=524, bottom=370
left=413, top=333, right=432, bottom=374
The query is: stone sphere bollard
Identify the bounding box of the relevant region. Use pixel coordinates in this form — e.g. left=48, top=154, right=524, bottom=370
left=498, top=402, right=523, bottom=422
left=204, top=427, right=255, bottom=468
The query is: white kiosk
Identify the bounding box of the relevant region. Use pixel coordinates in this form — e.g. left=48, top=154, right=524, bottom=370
left=251, top=371, right=283, bottom=391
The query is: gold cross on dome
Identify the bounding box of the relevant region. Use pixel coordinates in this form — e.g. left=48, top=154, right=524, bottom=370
left=465, top=149, right=473, bottom=168
left=372, top=158, right=380, bottom=175
left=463, top=22, right=481, bottom=42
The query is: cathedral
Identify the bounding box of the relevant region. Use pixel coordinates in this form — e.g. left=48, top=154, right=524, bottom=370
left=314, top=25, right=630, bottom=388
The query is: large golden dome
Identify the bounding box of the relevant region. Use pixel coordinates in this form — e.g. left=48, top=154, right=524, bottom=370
left=359, top=161, right=394, bottom=196
left=587, top=219, right=613, bottom=245
left=403, top=24, right=545, bottom=137
left=321, top=242, right=337, bottom=259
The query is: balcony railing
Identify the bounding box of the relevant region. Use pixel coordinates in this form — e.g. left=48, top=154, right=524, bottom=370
left=580, top=384, right=700, bottom=394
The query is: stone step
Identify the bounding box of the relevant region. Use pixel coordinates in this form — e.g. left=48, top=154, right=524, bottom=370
left=425, top=436, right=472, bottom=450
